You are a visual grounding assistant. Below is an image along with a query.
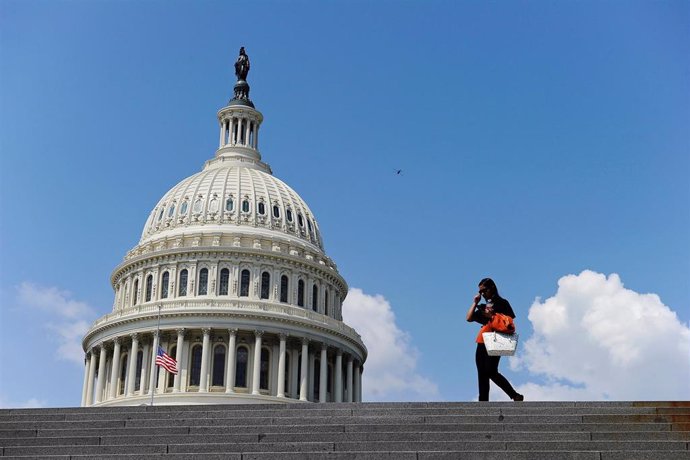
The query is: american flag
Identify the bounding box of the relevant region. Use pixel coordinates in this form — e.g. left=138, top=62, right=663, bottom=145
left=155, top=346, right=178, bottom=374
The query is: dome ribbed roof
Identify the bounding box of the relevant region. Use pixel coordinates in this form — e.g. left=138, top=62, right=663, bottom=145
left=139, top=164, right=324, bottom=252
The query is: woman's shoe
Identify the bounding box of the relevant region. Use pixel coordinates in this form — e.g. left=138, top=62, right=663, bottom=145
left=513, top=393, right=524, bottom=401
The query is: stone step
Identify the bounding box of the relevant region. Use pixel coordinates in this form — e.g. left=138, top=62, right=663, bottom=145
left=3, top=452, right=690, bottom=460
left=4, top=440, right=690, bottom=457
left=0, top=421, right=683, bottom=441
left=2, top=404, right=687, bottom=419
left=3, top=429, right=690, bottom=447
left=0, top=402, right=687, bottom=458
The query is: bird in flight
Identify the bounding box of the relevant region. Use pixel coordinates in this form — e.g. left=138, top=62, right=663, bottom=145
left=394, top=169, right=403, bottom=175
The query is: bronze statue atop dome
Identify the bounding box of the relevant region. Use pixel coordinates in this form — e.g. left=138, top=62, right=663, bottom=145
left=231, top=47, right=253, bottom=106
left=234, top=47, right=250, bottom=82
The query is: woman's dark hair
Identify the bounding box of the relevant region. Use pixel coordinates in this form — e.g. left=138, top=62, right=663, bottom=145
left=478, top=278, right=499, bottom=295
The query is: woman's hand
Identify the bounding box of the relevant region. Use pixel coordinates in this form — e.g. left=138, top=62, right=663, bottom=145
left=467, top=293, right=481, bottom=322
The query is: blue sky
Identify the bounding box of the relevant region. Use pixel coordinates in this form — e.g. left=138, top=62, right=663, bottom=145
left=1, top=0, right=688, bottom=407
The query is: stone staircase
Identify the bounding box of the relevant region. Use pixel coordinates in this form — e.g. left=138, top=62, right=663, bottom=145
left=1, top=401, right=688, bottom=459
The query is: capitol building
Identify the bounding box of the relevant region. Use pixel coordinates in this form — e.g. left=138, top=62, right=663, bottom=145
left=80, top=49, right=367, bottom=406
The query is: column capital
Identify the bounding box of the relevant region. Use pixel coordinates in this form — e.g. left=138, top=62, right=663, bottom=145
left=130, top=332, right=139, bottom=341
left=176, top=328, right=186, bottom=336
left=301, top=337, right=311, bottom=345
left=254, top=330, right=264, bottom=338
left=201, top=327, right=212, bottom=336
left=228, top=328, right=238, bottom=336
left=112, top=337, right=121, bottom=345
left=152, top=330, right=160, bottom=339
left=278, top=333, right=288, bottom=341
left=320, top=342, right=328, bottom=351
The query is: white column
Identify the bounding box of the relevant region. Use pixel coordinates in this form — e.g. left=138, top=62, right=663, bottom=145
left=276, top=334, right=287, bottom=398
left=319, top=344, right=327, bottom=403
left=219, top=120, right=225, bottom=148
left=346, top=356, right=353, bottom=403
left=94, top=345, right=108, bottom=404
left=299, top=339, right=309, bottom=401
left=255, top=124, right=259, bottom=149
left=109, top=338, right=122, bottom=400
left=148, top=332, right=160, bottom=396
left=251, top=331, right=263, bottom=395
left=354, top=362, right=361, bottom=402
left=290, top=349, right=299, bottom=399
left=232, top=118, right=238, bottom=144
left=308, top=351, right=315, bottom=401
left=334, top=350, right=343, bottom=403
left=82, top=352, right=94, bottom=406
left=139, top=340, right=150, bottom=395
left=173, top=329, right=185, bottom=392
left=198, top=328, right=211, bottom=392
left=126, top=333, right=139, bottom=396
left=225, top=329, right=237, bottom=393
left=244, top=119, right=251, bottom=146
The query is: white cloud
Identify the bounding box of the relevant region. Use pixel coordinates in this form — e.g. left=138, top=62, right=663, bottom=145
left=0, top=394, right=47, bottom=409
left=16, top=282, right=95, bottom=364
left=511, top=270, right=690, bottom=400
left=343, top=288, right=440, bottom=401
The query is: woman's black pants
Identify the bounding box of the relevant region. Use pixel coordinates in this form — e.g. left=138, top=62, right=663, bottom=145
left=475, top=342, right=518, bottom=401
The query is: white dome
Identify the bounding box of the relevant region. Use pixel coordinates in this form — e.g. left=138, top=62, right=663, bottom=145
left=140, top=164, right=324, bottom=252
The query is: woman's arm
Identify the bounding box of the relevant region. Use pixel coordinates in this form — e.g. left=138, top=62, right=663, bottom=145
left=466, top=293, right=482, bottom=322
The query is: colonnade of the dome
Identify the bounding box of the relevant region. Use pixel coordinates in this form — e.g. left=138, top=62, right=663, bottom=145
left=218, top=109, right=261, bottom=150
left=82, top=328, right=363, bottom=407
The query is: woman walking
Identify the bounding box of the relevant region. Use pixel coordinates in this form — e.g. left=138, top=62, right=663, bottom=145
left=466, top=278, right=524, bottom=401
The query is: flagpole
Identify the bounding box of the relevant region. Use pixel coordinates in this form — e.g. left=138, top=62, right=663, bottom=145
left=150, top=303, right=162, bottom=407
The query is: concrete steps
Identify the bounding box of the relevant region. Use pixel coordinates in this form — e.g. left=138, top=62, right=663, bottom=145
left=0, top=401, right=688, bottom=459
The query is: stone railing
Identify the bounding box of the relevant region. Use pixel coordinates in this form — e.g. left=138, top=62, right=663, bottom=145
left=89, top=300, right=364, bottom=346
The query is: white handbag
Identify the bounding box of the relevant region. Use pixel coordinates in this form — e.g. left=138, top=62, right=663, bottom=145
left=482, top=331, right=519, bottom=356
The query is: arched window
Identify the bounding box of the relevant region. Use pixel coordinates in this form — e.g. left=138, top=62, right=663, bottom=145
left=189, top=345, right=202, bottom=387
left=280, top=275, right=288, bottom=303
left=180, top=200, right=188, bottom=215
left=325, top=290, right=329, bottom=316
left=198, top=268, right=208, bottom=295
left=258, top=201, right=266, bottom=215
left=212, top=345, right=226, bottom=387
left=242, top=199, right=250, bottom=213
left=209, top=197, right=218, bottom=212
left=312, top=284, right=318, bottom=311
left=157, top=207, right=164, bottom=222
left=166, top=346, right=177, bottom=389
left=167, top=203, right=175, bottom=218
left=135, top=350, right=143, bottom=391
left=307, top=219, right=313, bottom=232
left=297, top=280, right=305, bottom=307
left=145, top=275, right=153, bottom=302
left=161, top=272, right=170, bottom=299
left=272, top=205, right=280, bottom=218
left=235, top=346, right=248, bottom=387
left=133, top=279, right=139, bottom=306
left=260, top=272, right=270, bottom=300
left=178, top=269, right=188, bottom=296
left=119, top=354, right=128, bottom=396
left=225, top=197, right=234, bottom=212
left=260, top=348, right=270, bottom=390
left=286, top=208, right=293, bottom=222
left=219, top=268, right=230, bottom=295
left=298, top=213, right=304, bottom=227
left=240, top=269, right=250, bottom=297
left=193, top=198, right=202, bottom=214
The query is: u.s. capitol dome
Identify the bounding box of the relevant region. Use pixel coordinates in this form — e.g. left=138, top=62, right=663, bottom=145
left=80, top=49, right=367, bottom=406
